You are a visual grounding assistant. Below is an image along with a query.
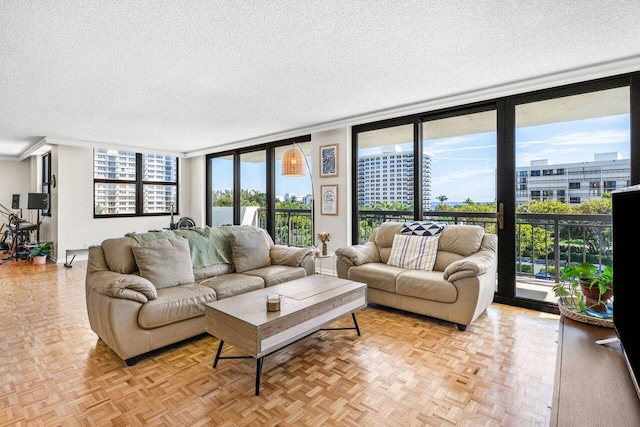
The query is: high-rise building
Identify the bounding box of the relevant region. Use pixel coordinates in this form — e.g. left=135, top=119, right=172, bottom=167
left=515, top=152, right=630, bottom=205
left=94, top=149, right=177, bottom=214
left=357, top=146, right=432, bottom=209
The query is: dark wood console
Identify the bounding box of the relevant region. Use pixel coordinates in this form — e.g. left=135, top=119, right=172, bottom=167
left=550, top=315, right=640, bottom=426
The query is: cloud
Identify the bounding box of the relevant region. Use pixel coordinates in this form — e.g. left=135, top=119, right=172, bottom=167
left=517, top=129, right=629, bottom=148
left=516, top=129, right=629, bottom=165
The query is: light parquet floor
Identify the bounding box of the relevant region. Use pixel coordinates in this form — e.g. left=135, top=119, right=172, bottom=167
left=0, top=259, right=560, bottom=426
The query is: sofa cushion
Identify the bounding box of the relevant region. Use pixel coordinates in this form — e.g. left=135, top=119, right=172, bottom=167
left=243, top=265, right=307, bottom=287
left=387, top=234, right=440, bottom=271
left=199, top=273, right=265, bottom=299
left=193, top=263, right=234, bottom=281
left=230, top=230, right=272, bottom=273
left=269, top=245, right=314, bottom=267
left=101, top=236, right=138, bottom=274
left=138, top=283, right=216, bottom=329
left=347, top=262, right=404, bottom=293
left=92, top=273, right=158, bottom=303
left=375, top=222, right=404, bottom=247
left=437, top=225, right=485, bottom=257
left=374, top=222, right=403, bottom=263
left=335, top=241, right=381, bottom=266
left=396, top=270, right=457, bottom=303
left=401, top=221, right=445, bottom=236
left=132, top=237, right=195, bottom=289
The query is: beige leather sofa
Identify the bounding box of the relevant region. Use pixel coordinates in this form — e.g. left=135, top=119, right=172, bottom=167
left=335, top=222, right=497, bottom=331
left=85, top=226, right=314, bottom=365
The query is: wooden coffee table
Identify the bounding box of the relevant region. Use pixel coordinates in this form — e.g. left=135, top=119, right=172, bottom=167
left=204, top=275, right=367, bottom=395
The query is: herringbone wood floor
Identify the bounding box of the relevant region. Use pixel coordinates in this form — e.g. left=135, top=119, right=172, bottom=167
left=0, top=259, right=560, bottom=426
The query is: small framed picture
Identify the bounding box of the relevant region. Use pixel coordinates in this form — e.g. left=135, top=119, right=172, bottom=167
left=320, top=185, right=338, bottom=215
left=319, top=144, right=338, bottom=177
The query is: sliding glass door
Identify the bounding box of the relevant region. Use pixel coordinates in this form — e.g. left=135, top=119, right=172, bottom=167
left=512, top=86, right=630, bottom=304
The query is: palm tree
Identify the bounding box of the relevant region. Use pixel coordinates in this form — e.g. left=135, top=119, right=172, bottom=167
left=436, top=195, right=448, bottom=207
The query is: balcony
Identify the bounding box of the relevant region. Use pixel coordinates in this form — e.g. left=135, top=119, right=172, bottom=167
left=256, top=207, right=612, bottom=305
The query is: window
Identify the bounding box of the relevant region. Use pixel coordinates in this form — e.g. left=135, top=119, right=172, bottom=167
left=93, top=149, right=178, bottom=216
left=569, top=182, right=581, bottom=189
left=206, top=136, right=312, bottom=246
left=41, top=152, right=52, bottom=216
left=530, top=170, right=541, bottom=177
left=604, top=181, right=617, bottom=192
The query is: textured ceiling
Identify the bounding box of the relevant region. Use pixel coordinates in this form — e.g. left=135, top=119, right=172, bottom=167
left=2, top=0, right=640, bottom=161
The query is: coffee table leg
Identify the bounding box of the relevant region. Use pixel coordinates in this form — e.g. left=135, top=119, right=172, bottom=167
left=352, top=313, right=361, bottom=336
left=255, top=357, right=265, bottom=395
left=213, top=340, right=225, bottom=368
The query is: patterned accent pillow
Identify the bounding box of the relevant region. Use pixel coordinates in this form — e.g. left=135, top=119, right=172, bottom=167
left=401, top=221, right=446, bottom=236
left=387, top=234, right=440, bottom=271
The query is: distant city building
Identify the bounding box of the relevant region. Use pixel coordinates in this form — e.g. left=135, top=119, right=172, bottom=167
left=279, top=193, right=312, bottom=204
left=357, top=145, right=432, bottom=209
left=94, top=149, right=177, bottom=214
left=515, top=152, right=630, bottom=205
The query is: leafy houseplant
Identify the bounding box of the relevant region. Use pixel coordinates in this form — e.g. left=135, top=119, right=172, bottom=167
left=29, top=242, right=51, bottom=265
left=554, top=262, right=613, bottom=315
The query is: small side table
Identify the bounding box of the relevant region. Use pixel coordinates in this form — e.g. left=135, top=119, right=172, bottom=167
left=314, top=251, right=336, bottom=275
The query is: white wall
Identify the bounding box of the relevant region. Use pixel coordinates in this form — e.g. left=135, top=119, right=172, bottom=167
left=0, top=159, right=32, bottom=211
left=310, top=128, right=351, bottom=256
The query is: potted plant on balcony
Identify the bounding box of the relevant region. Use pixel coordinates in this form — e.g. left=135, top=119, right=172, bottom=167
left=29, top=242, right=51, bottom=265
left=553, top=262, right=613, bottom=326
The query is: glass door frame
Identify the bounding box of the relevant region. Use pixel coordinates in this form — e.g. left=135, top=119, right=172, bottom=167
left=494, top=74, right=639, bottom=312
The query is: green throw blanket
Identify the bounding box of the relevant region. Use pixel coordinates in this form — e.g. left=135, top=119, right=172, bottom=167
left=126, top=225, right=263, bottom=270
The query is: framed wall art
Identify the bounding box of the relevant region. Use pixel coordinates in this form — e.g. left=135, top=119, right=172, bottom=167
left=320, top=185, right=338, bottom=215
left=319, top=144, right=338, bottom=177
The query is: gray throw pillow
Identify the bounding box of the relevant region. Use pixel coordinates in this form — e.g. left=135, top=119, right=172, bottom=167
left=131, top=237, right=194, bottom=289
left=229, top=230, right=272, bottom=273
left=102, top=236, right=138, bottom=274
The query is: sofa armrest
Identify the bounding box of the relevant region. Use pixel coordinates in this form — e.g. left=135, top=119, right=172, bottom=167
left=89, top=271, right=158, bottom=303
left=270, top=245, right=314, bottom=268
left=335, top=242, right=381, bottom=266
left=443, top=248, right=496, bottom=282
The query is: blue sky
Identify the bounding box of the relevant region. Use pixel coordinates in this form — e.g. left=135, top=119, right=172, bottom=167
left=213, top=114, right=630, bottom=202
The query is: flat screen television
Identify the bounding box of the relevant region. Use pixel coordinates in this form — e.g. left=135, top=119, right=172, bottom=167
left=612, top=185, right=640, bottom=400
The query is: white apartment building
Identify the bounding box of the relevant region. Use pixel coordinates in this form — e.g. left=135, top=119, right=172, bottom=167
left=94, top=149, right=177, bottom=214
left=515, top=152, right=630, bottom=205
left=357, top=146, right=432, bottom=209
